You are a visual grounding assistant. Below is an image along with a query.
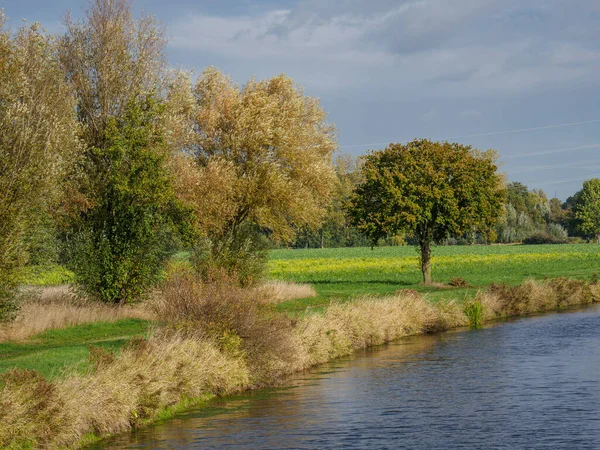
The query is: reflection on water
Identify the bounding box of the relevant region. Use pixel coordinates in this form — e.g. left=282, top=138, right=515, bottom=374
left=95, top=305, right=600, bottom=449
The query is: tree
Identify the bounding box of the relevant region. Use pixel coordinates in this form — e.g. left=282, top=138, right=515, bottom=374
left=349, top=139, right=505, bottom=284
left=67, top=98, right=187, bottom=303
left=182, top=67, right=337, bottom=281
left=549, top=197, right=567, bottom=226
left=294, top=154, right=370, bottom=248
left=0, top=16, right=78, bottom=319
left=59, top=0, right=188, bottom=302
left=571, top=179, right=600, bottom=243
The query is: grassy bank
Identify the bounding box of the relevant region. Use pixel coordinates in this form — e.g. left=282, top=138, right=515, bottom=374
left=1, top=275, right=599, bottom=449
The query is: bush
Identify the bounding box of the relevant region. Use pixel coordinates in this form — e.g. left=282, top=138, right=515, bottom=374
left=546, top=223, right=568, bottom=241
left=66, top=98, right=186, bottom=304
left=191, top=226, right=267, bottom=287
left=0, top=290, right=20, bottom=322
left=522, top=231, right=567, bottom=245
left=154, top=269, right=299, bottom=385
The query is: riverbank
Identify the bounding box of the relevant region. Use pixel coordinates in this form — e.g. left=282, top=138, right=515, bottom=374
left=1, top=276, right=599, bottom=449
left=97, top=304, right=600, bottom=449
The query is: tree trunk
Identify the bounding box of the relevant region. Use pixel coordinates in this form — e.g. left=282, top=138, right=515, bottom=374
left=596, top=233, right=600, bottom=244
left=419, top=240, right=432, bottom=285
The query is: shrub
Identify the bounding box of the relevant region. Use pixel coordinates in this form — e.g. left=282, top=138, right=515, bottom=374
left=546, top=223, right=569, bottom=242
left=464, top=300, right=484, bottom=328
left=154, top=269, right=299, bottom=386
left=0, top=290, right=20, bottom=323
left=191, top=227, right=267, bottom=287
left=522, top=231, right=567, bottom=245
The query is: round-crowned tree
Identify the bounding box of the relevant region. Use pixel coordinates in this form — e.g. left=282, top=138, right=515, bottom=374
left=348, top=139, right=506, bottom=284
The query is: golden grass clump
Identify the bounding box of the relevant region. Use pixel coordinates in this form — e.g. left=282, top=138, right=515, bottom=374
left=0, top=286, right=153, bottom=341
left=479, top=278, right=597, bottom=320
left=253, top=281, right=317, bottom=303
left=0, top=333, right=249, bottom=449
left=295, top=292, right=449, bottom=368
left=153, top=270, right=302, bottom=387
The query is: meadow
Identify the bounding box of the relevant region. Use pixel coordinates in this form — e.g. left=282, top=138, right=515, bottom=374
left=2, top=243, right=599, bottom=378
left=269, top=243, right=600, bottom=311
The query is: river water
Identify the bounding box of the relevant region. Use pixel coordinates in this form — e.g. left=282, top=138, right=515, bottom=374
left=96, top=305, right=600, bottom=449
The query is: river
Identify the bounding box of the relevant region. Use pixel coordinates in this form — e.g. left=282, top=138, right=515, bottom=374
left=95, top=304, right=600, bottom=449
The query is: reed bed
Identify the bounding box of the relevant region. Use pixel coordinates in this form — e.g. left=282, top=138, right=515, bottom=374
left=253, top=281, right=317, bottom=304
left=0, top=286, right=153, bottom=342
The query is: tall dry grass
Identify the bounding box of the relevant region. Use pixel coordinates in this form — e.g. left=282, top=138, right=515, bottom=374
left=1, top=276, right=599, bottom=449
left=253, top=281, right=317, bottom=304
left=477, top=277, right=599, bottom=321
left=0, top=333, right=248, bottom=448
left=0, top=286, right=153, bottom=341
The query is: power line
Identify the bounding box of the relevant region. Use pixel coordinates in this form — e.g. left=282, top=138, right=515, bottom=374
left=501, top=143, right=600, bottom=160
left=339, top=118, right=600, bottom=149
left=529, top=176, right=597, bottom=187
left=508, top=158, right=600, bottom=175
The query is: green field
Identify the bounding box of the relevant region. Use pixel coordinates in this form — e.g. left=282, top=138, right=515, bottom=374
left=4, top=243, right=599, bottom=377
left=269, top=244, right=600, bottom=311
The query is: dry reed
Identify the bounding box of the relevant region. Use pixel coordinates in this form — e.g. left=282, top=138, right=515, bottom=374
left=253, top=281, right=317, bottom=304
left=0, top=286, right=153, bottom=342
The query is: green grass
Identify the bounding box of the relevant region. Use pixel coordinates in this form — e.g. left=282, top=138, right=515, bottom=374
left=270, top=244, right=600, bottom=312
left=0, top=319, right=151, bottom=379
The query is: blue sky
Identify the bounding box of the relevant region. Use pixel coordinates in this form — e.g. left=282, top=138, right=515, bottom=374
left=4, top=0, right=600, bottom=199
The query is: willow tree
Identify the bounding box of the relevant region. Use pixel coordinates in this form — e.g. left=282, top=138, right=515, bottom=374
left=0, top=17, right=78, bottom=319
left=349, top=139, right=506, bottom=284
left=59, top=0, right=189, bottom=303
left=183, top=67, right=337, bottom=282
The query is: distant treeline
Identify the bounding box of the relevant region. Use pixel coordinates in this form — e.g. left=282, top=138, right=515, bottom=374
left=289, top=162, right=588, bottom=249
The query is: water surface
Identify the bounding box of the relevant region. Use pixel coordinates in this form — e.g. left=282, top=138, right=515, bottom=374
left=96, top=305, right=600, bottom=449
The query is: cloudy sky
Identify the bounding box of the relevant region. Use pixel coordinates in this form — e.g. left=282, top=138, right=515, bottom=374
left=4, top=0, right=600, bottom=199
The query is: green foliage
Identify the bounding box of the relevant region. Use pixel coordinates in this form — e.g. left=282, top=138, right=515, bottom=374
left=18, top=265, right=75, bottom=286
left=571, top=178, right=600, bottom=242
left=66, top=97, right=186, bottom=303
left=22, top=207, right=60, bottom=266
left=497, top=204, right=538, bottom=243
left=348, top=139, right=505, bottom=283
left=0, top=290, right=20, bottom=323
left=464, top=300, right=484, bottom=328
left=191, top=225, right=268, bottom=287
